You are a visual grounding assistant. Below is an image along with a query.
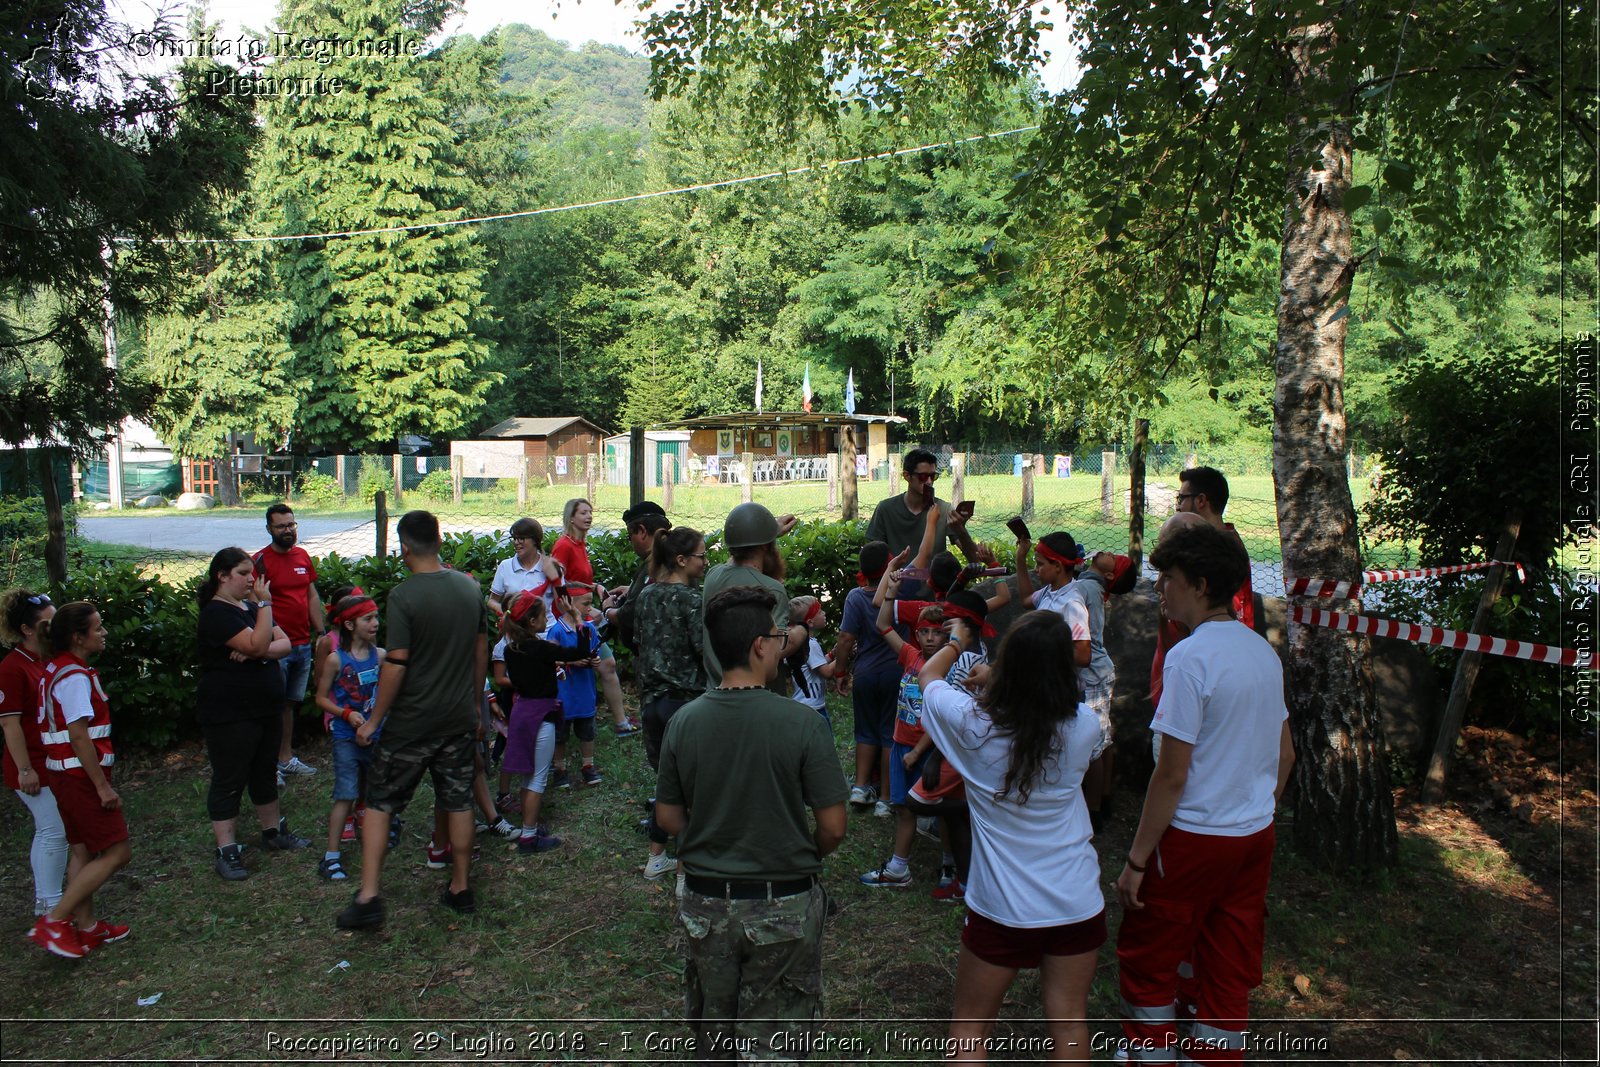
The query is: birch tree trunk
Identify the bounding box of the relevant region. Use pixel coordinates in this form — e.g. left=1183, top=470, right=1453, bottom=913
left=1273, top=15, right=1398, bottom=867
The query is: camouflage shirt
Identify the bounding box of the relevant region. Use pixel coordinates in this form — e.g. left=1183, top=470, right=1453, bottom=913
left=633, top=582, right=706, bottom=704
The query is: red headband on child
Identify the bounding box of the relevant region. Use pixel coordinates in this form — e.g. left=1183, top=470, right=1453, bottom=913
left=509, top=589, right=544, bottom=624
left=803, top=600, right=823, bottom=627
left=331, top=596, right=377, bottom=626
left=943, top=602, right=996, bottom=637
left=1034, top=542, right=1083, bottom=569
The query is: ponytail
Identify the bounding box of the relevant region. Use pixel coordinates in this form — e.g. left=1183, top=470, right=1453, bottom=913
left=651, top=526, right=704, bottom=575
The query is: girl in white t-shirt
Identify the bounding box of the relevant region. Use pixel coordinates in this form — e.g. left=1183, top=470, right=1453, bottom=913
left=918, top=609, right=1105, bottom=1063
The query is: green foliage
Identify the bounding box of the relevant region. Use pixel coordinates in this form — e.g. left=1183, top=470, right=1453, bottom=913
left=0, top=496, right=51, bottom=589
left=294, top=471, right=346, bottom=511
left=54, top=562, right=199, bottom=748
left=256, top=0, right=500, bottom=450
left=0, top=2, right=254, bottom=452
left=414, top=469, right=456, bottom=504
left=356, top=457, right=394, bottom=503
left=1365, top=342, right=1566, bottom=567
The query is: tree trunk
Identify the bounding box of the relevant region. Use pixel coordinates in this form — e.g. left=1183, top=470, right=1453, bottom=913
left=1129, top=418, right=1149, bottom=568
left=1421, top=514, right=1522, bottom=803
left=841, top=428, right=858, bottom=521
left=1274, top=14, right=1397, bottom=868
left=37, top=449, right=67, bottom=586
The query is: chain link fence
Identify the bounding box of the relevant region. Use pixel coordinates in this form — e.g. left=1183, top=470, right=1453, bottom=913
left=7, top=442, right=1403, bottom=596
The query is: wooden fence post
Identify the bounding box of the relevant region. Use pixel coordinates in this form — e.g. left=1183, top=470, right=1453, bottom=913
left=1101, top=451, right=1116, bottom=521
left=629, top=426, right=646, bottom=508
left=741, top=451, right=754, bottom=504
left=1021, top=456, right=1035, bottom=518
left=841, top=431, right=858, bottom=520
left=585, top=454, right=598, bottom=501
left=661, top=453, right=675, bottom=511
left=391, top=454, right=404, bottom=506
left=375, top=491, right=388, bottom=556
left=451, top=454, right=464, bottom=505
left=827, top=452, right=839, bottom=510
left=335, top=454, right=346, bottom=497
left=518, top=456, right=531, bottom=507
left=951, top=452, right=966, bottom=505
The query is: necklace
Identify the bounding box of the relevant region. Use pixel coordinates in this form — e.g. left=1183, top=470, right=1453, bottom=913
left=1197, top=610, right=1233, bottom=626
left=717, top=683, right=766, bottom=692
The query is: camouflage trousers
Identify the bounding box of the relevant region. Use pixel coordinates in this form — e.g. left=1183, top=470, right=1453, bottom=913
left=678, top=883, right=826, bottom=1063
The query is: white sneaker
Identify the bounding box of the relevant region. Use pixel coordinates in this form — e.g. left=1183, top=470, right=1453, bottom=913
left=872, top=800, right=892, bottom=818
left=675, top=871, right=686, bottom=900
left=278, top=756, right=317, bottom=776
left=642, top=852, right=675, bottom=880
left=916, top=815, right=940, bottom=842
left=275, top=769, right=286, bottom=788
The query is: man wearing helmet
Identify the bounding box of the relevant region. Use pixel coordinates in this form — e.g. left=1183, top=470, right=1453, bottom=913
left=701, top=503, right=804, bottom=690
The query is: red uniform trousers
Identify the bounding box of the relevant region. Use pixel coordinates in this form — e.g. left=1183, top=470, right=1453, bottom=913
left=1117, top=823, right=1275, bottom=1066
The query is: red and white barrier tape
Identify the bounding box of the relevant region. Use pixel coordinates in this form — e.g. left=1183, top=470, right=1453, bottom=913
left=1286, top=560, right=1526, bottom=599
left=1290, top=606, right=1595, bottom=669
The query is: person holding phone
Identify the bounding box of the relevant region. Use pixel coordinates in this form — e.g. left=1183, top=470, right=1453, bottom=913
left=866, top=449, right=980, bottom=595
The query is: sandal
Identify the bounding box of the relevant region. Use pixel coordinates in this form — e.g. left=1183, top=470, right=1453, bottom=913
left=318, top=856, right=348, bottom=881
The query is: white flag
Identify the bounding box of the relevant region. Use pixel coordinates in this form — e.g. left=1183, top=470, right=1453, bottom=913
left=844, top=368, right=856, bottom=415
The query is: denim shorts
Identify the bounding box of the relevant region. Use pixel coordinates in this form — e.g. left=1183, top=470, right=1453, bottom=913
left=330, top=736, right=374, bottom=802
left=887, top=740, right=930, bottom=806
left=280, top=642, right=314, bottom=702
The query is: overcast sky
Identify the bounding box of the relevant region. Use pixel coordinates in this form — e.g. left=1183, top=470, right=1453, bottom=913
left=112, top=0, right=1079, bottom=93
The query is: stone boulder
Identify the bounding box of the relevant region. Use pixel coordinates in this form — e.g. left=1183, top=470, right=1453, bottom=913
left=175, top=492, right=216, bottom=511
left=132, top=495, right=165, bottom=509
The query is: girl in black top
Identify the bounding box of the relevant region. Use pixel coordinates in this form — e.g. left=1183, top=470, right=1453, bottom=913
left=492, top=591, right=595, bottom=853
left=196, top=547, right=312, bottom=880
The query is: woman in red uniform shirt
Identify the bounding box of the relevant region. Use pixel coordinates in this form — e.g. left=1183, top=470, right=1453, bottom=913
left=1, top=589, right=70, bottom=918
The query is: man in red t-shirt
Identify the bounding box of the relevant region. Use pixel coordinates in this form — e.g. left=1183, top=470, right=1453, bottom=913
left=255, top=504, right=325, bottom=781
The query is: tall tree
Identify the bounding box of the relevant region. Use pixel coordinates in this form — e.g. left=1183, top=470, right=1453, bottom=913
left=0, top=1, right=252, bottom=450
left=638, top=0, right=1592, bottom=867
left=255, top=0, right=498, bottom=451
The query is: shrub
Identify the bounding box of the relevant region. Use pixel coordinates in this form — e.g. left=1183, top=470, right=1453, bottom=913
left=295, top=470, right=345, bottom=511
left=0, top=496, right=51, bottom=589
left=357, top=456, right=395, bottom=503
left=414, top=468, right=455, bottom=503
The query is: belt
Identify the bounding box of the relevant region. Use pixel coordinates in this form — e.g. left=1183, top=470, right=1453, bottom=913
left=683, top=873, right=817, bottom=900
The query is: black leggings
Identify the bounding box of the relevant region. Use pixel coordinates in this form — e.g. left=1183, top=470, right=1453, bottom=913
left=904, top=796, right=972, bottom=884
left=202, top=715, right=282, bottom=821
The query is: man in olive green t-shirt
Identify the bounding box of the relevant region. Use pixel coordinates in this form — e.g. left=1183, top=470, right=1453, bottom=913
left=865, top=447, right=980, bottom=569
left=657, top=585, right=848, bottom=1059
left=338, top=511, right=488, bottom=931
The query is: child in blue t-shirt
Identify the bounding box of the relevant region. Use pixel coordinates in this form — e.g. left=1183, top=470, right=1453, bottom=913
left=313, top=591, right=385, bottom=881
left=546, top=583, right=604, bottom=788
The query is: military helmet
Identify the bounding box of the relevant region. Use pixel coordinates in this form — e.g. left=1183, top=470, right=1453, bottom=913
left=723, top=502, right=780, bottom=549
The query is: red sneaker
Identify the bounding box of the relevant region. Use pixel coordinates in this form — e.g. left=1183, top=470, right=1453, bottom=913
left=341, top=817, right=357, bottom=843
left=28, top=915, right=86, bottom=959
left=79, top=919, right=131, bottom=948
left=930, top=878, right=965, bottom=904
left=425, top=843, right=452, bottom=869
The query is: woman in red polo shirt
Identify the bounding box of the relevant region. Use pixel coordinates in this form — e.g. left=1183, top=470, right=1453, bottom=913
left=1, top=588, right=67, bottom=918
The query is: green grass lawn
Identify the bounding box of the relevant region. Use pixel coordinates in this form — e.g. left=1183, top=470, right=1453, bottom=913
left=1, top=691, right=1591, bottom=1063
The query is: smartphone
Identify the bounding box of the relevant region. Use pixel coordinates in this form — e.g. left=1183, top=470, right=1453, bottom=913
left=922, top=483, right=935, bottom=509
left=1006, top=516, right=1032, bottom=541
left=253, top=555, right=266, bottom=577
left=955, top=499, right=975, bottom=519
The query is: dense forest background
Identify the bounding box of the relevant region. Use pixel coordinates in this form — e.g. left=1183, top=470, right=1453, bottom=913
left=119, top=13, right=1575, bottom=458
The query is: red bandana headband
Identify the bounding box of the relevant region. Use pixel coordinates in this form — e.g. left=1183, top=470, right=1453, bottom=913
left=1034, top=542, right=1083, bottom=569
left=509, top=589, right=544, bottom=624
left=943, top=602, right=996, bottom=637
left=856, top=569, right=885, bottom=587
left=802, top=600, right=824, bottom=627
left=331, top=596, right=377, bottom=627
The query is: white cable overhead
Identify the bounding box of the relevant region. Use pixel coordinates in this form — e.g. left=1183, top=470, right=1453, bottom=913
left=146, top=125, right=1041, bottom=246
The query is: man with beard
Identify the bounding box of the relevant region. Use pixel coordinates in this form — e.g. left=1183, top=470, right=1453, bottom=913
left=700, top=503, right=804, bottom=691
left=254, top=503, right=325, bottom=783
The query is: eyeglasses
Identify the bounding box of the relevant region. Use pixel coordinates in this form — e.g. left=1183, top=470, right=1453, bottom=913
left=1175, top=492, right=1197, bottom=504
left=759, top=632, right=789, bottom=648
left=688, top=552, right=708, bottom=560
left=270, top=522, right=298, bottom=532
left=25, top=593, right=51, bottom=606
left=910, top=470, right=938, bottom=482
left=511, top=535, right=532, bottom=543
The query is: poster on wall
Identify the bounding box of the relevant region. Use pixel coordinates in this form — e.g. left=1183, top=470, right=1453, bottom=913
left=706, top=456, right=721, bottom=478
left=757, top=432, right=773, bottom=449
left=717, top=430, right=735, bottom=455
left=555, top=456, right=568, bottom=476
left=775, top=430, right=793, bottom=457
left=856, top=455, right=869, bottom=477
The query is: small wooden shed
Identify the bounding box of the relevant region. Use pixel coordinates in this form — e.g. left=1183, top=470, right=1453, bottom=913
left=478, top=416, right=610, bottom=482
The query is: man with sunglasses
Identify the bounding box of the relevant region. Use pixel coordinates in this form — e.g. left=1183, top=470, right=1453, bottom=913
left=865, top=449, right=979, bottom=595
left=655, top=586, right=848, bottom=1059
left=254, top=503, right=324, bottom=783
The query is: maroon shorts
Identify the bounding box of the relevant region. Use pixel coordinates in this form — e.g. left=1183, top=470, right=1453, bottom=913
left=52, top=771, right=130, bottom=854
left=962, top=907, right=1107, bottom=969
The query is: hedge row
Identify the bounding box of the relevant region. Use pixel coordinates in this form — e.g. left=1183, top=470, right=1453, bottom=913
left=57, top=519, right=882, bottom=747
